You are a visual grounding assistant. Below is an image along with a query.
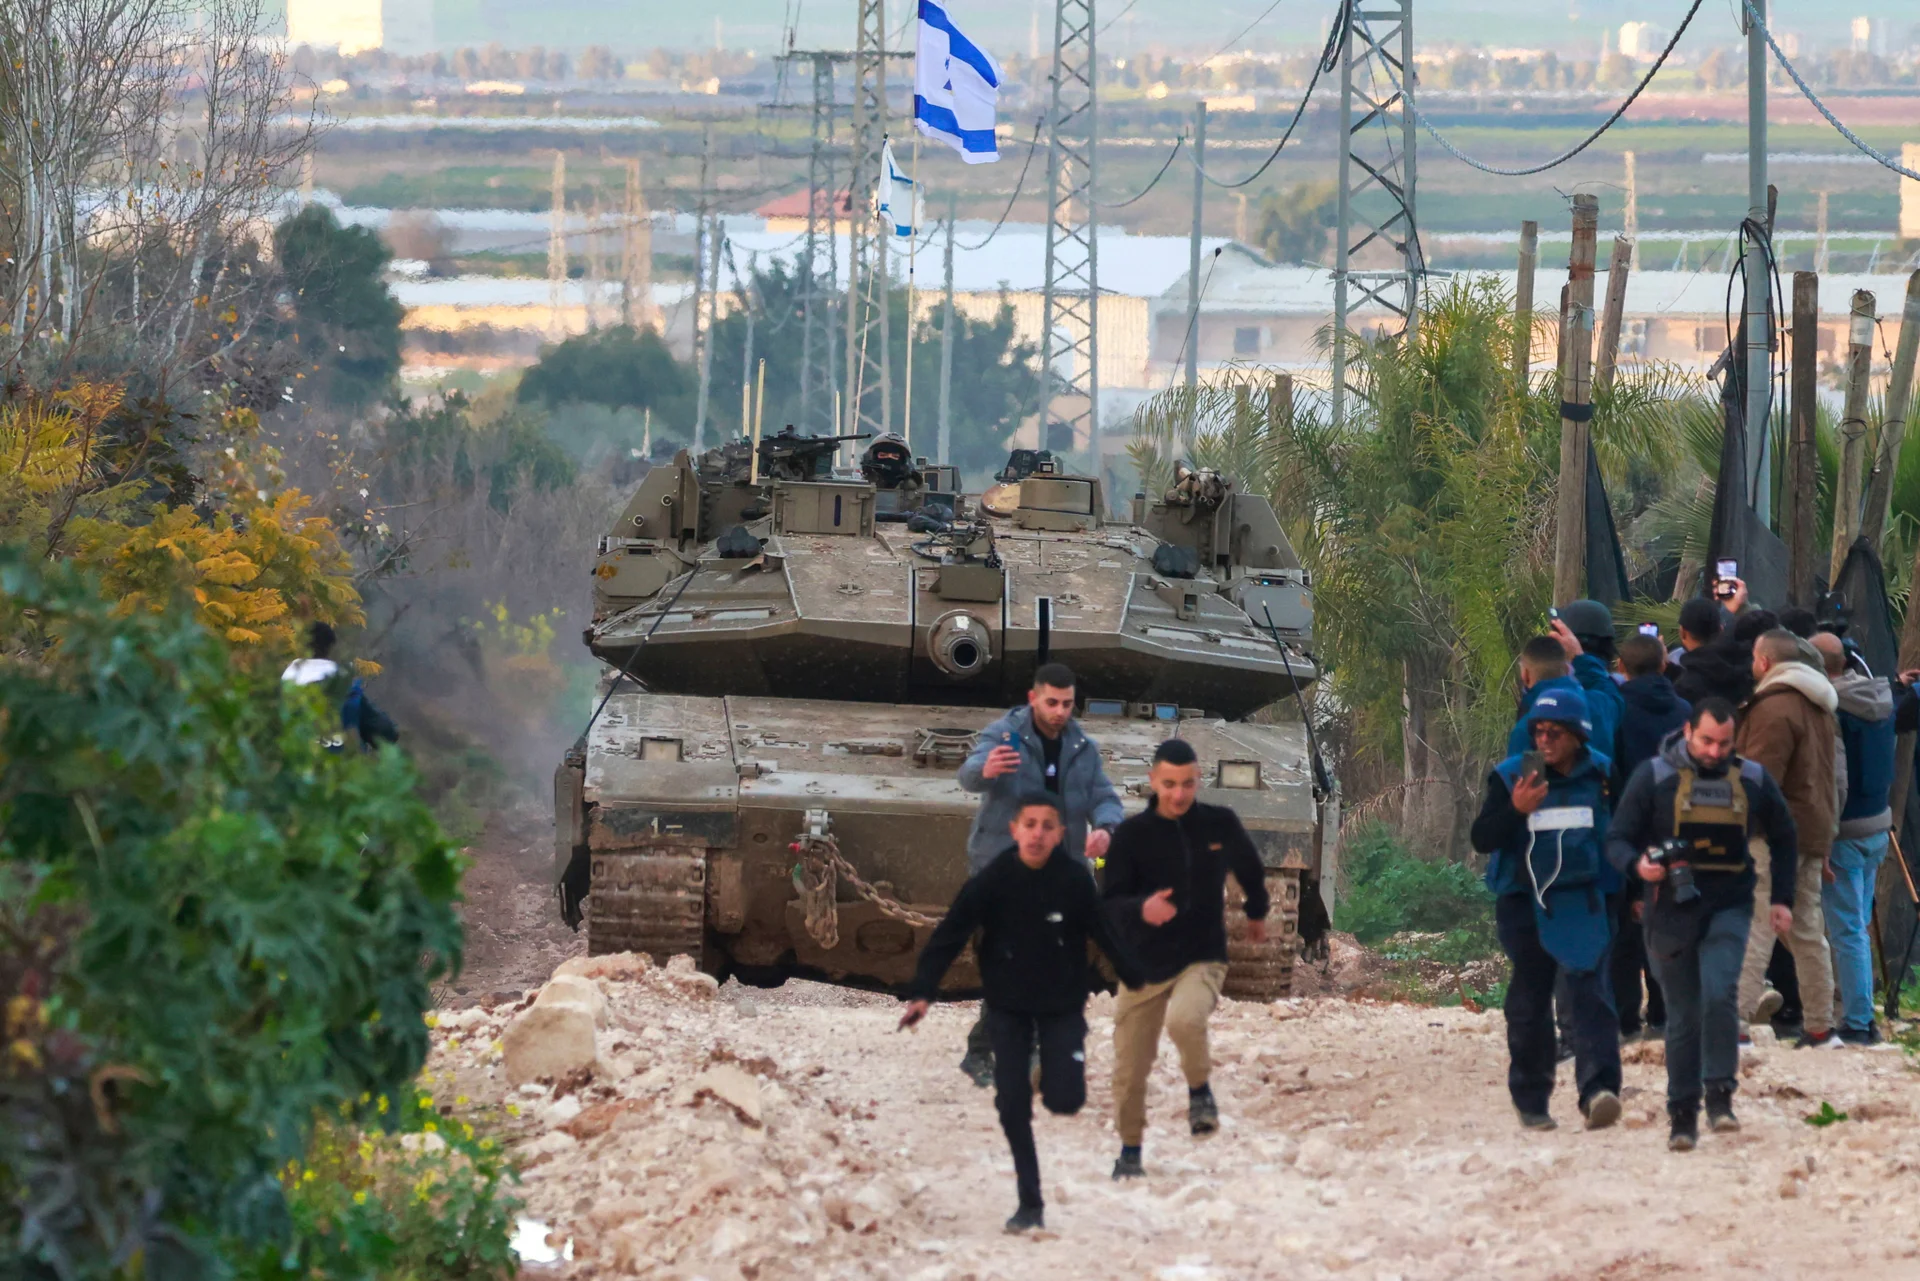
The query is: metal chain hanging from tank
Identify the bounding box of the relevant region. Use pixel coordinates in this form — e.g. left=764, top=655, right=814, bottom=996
left=791, top=825, right=941, bottom=952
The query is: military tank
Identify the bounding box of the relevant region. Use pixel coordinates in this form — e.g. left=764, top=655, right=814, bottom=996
left=554, top=431, right=1334, bottom=999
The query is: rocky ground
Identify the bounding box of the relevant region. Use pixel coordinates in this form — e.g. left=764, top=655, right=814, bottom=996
left=440, top=821, right=1920, bottom=1280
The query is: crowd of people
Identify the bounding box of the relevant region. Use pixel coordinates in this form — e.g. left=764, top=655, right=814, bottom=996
left=1471, top=584, right=1915, bottom=1154
left=902, top=590, right=1918, bottom=1231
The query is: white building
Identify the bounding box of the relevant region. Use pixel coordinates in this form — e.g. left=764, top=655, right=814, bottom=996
left=287, top=0, right=435, bottom=57
left=1617, top=21, right=1671, bottom=61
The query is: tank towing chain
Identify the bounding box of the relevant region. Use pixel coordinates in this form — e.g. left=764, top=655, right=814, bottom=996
left=791, top=809, right=941, bottom=950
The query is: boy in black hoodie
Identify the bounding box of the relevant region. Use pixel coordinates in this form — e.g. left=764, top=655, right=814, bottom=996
left=902, top=793, right=1148, bottom=1233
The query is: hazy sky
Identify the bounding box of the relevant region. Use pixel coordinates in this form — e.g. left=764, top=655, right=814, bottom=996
left=429, top=0, right=1917, bottom=57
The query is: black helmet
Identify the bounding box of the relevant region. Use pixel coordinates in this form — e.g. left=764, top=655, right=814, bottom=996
left=861, top=433, right=919, bottom=489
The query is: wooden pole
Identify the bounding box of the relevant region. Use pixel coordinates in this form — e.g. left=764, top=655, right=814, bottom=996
left=1828, top=289, right=1878, bottom=586
left=1269, top=372, right=1294, bottom=433
left=1594, top=234, right=1634, bottom=395
left=1862, top=270, right=1920, bottom=549
left=1513, top=220, right=1539, bottom=391
left=1553, top=195, right=1600, bottom=607
left=1786, top=272, right=1819, bottom=610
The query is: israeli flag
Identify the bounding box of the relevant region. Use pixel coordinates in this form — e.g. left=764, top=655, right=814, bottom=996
left=914, top=0, right=1002, bottom=164
left=877, top=140, right=919, bottom=237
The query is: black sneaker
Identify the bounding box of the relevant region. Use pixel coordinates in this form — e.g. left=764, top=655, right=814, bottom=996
left=1005, top=1204, right=1045, bottom=1233
left=1837, top=1024, right=1881, bottom=1047
left=1111, top=1146, right=1145, bottom=1180
left=1516, top=1109, right=1557, bottom=1131
left=1794, top=1028, right=1842, bottom=1050
left=1705, top=1084, right=1740, bottom=1133
left=959, top=1048, right=995, bottom=1088
left=1668, top=1105, right=1699, bottom=1153
left=1188, top=1084, right=1219, bottom=1135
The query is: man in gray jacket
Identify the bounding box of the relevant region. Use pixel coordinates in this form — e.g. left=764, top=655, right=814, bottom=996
left=953, top=662, right=1126, bottom=1083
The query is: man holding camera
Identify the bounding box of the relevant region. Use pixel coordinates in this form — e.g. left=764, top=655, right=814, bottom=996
left=1606, top=698, right=1798, bottom=1152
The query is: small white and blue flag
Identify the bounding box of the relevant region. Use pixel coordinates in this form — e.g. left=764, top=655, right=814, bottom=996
left=914, top=0, right=1003, bottom=164
left=876, top=140, right=920, bottom=238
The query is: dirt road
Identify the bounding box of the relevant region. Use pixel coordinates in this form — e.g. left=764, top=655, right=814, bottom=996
left=429, top=948, right=1920, bottom=1281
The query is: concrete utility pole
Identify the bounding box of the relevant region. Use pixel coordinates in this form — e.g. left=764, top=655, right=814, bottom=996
left=690, top=125, right=713, bottom=432
left=1785, top=271, right=1819, bottom=608
left=1594, top=234, right=1634, bottom=394
left=1185, top=100, right=1206, bottom=397
left=1552, top=195, right=1600, bottom=607
left=547, top=149, right=567, bottom=341
left=694, top=218, right=724, bottom=452
left=1862, top=270, right=1920, bottom=549
left=1828, top=289, right=1877, bottom=585
left=1743, top=0, right=1774, bottom=525
left=1038, top=0, right=1101, bottom=466
left=1622, top=151, right=1638, bottom=269
left=938, top=193, right=957, bottom=467
left=621, top=158, right=653, bottom=331
left=1815, top=190, right=1830, bottom=274
left=1513, top=220, right=1538, bottom=391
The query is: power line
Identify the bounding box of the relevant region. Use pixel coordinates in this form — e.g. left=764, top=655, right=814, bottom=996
left=954, top=116, right=1044, bottom=251
left=1188, top=1, right=1345, bottom=190
left=1389, top=0, right=1705, bottom=178
left=1094, top=133, right=1186, bottom=208
left=1097, top=0, right=1140, bottom=36
left=1206, top=0, right=1289, bottom=65
left=1741, top=0, right=1920, bottom=183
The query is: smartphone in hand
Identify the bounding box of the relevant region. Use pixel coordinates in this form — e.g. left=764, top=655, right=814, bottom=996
left=1519, top=750, right=1547, bottom=784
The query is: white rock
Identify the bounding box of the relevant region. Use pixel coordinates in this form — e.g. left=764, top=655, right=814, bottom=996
left=535, top=974, right=607, bottom=1027
left=519, top=1130, right=579, bottom=1160
left=691, top=1064, right=765, bottom=1126
left=1295, top=1136, right=1344, bottom=1179
left=708, top=1217, right=755, bottom=1257
left=437, top=1007, right=490, bottom=1032
left=399, top=1131, right=448, bottom=1154
left=554, top=951, right=653, bottom=983
left=545, top=1094, right=583, bottom=1124
left=502, top=1003, right=599, bottom=1086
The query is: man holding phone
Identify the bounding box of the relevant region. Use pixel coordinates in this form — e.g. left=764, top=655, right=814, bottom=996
left=1470, top=681, right=1623, bottom=1132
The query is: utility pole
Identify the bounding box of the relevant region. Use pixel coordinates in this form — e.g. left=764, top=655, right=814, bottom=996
left=1785, top=271, right=1818, bottom=608
left=1828, top=289, right=1877, bottom=585
left=621, top=158, right=653, bottom=331
left=773, top=50, right=851, bottom=434
left=694, top=218, right=723, bottom=452
left=1552, top=195, right=1599, bottom=607
left=1862, top=271, right=1920, bottom=549
left=1594, top=234, right=1634, bottom=394
left=1038, top=0, right=1100, bottom=468
left=1743, top=0, right=1774, bottom=525
left=1815, top=191, right=1830, bottom=274
left=1333, top=0, right=1420, bottom=426
left=1622, top=151, right=1638, bottom=269
left=547, top=149, right=567, bottom=341
left=1513, top=220, right=1538, bottom=391
left=938, top=193, right=957, bottom=467
left=690, top=125, right=713, bottom=433
left=845, top=0, right=892, bottom=436
left=1185, top=100, right=1206, bottom=397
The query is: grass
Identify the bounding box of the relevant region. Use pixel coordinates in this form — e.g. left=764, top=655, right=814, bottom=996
left=1335, top=820, right=1507, bottom=1006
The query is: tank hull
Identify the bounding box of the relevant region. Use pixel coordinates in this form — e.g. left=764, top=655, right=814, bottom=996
left=557, top=690, right=1325, bottom=999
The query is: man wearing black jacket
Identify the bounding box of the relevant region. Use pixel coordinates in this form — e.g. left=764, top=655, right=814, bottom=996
left=1101, top=739, right=1270, bottom=1180
left=902, top=794, right=1147, bottom=1234
left=1612, top=633, right=1691, bottom=1040
left=1606, top=698, right=1798, bottom=1153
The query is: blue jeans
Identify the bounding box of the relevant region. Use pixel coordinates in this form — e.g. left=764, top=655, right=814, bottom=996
left=1823, top=833, right=1889, bottom=1034
left=1649, top=903, right=1749, bottom=1111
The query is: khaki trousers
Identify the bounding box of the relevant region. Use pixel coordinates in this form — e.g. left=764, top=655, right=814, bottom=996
left=1737, top=839, right=1834, bottom=1034
left=1111, top=961, right=1228, bottom=1146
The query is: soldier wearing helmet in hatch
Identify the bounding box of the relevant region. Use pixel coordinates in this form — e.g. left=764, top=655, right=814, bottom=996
left=861, top=433, right=922, bottom=490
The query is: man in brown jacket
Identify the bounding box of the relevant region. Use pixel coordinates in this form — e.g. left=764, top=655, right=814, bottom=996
left=1734, top=630, right=1839, bottom=1047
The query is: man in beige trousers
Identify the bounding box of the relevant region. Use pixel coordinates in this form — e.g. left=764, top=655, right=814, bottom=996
left=1101, top=739, right=1271, bottom=1179
left=1734, top=630, right=1839, bottom=1048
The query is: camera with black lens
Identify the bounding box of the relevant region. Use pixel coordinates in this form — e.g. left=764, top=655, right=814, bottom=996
left=1647, top=838, right=1700, bottom=905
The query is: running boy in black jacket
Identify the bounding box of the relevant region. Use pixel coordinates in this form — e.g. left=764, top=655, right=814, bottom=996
left=902, top=793, right=1149, bottom=1234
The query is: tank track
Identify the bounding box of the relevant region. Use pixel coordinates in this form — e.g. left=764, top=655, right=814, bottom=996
left=1222, top=867, right=1301, bottom=1001
left=588, top=844, right=716, bottom=971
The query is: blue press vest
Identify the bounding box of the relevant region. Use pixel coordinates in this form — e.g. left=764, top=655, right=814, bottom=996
left=1488, top=749, right=1615, bottom=970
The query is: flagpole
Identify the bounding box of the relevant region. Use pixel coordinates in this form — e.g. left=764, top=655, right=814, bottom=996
left=904, top=130, right=921, bottom=450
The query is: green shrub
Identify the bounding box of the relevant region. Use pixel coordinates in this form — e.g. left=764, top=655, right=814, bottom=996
left=1335, top=820, right=1496, bottom=953
left=0, top=551, right=472, bottom=1278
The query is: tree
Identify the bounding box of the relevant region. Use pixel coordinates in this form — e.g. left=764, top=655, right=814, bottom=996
left=516, top=324, right=693, bottom=434
left=0, top=549, right=465, bottom=1277
left=1254, top=181, right=1338, bottom=266
left=275, top=206, right=406, bottom=409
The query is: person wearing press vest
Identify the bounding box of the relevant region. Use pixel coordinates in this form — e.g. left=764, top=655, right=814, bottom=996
left=954, top=662, right=1125, bottom=1084
left=1606, top=697, right=1798, bottom=1150
left=1469, top=682, right=1622, bottom=1133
